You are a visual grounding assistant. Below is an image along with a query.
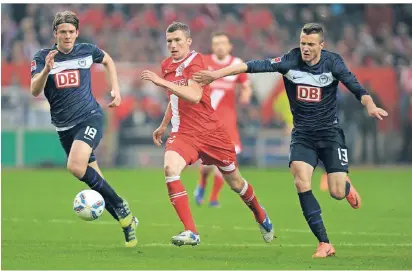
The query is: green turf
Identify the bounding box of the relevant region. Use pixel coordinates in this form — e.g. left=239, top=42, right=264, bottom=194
left=2, top=167, right=412, bottom=269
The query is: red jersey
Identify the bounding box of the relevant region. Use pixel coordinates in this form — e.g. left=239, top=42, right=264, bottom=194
left=161, top=51, right=222, bottom=135
left=204, top=54, right=249, bottom=152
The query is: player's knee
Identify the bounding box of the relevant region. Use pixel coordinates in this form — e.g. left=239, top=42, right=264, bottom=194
left=164, top=164, right=181, bottom=177
left=293, top=171, right=311, bottom=191
left=329, top=187, right=346, bottom=200
left=294, top=177, right=311, bottom=191
left=67, top=160, right=87, bottom=179
left=223, top=171, right=244, bottom=193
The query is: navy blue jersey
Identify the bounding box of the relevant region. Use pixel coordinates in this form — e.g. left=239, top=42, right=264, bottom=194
left=246, top=48, right=368, bottom=131
left=31, top=43, right=105, bottom=128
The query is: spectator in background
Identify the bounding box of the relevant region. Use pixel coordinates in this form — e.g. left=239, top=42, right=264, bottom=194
left=358, top=83, right=383, bottom=164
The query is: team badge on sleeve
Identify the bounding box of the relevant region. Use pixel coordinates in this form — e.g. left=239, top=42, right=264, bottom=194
left=31, top=60, right=37, bottom=72
left=271, top=57, right=282, bottom=64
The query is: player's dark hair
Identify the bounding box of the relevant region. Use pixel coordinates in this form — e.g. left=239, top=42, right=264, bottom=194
left=302, top=23, right=324, bottom=41
left=52, top=11, right=79, bottom=32
left=166, top=21, right=191, bottom=38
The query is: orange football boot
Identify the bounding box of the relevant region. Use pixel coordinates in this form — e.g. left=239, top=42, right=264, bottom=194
left=320, top=173, right=328, bottom=191
left=345, top=177, right=361, bottom=209
left=312, top=242, right=336, bottom=258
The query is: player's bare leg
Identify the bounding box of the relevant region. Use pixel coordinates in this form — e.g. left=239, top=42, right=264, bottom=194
left=209, top=167, right=224, bottom=207
left=89, top=161, right=139, bottom=247
left=164, top=151, right=200, bottom=246
left=194, top=164, right=214, bottom=205
left=221, top=168, right=274, bottom=243
left=68, top=140, right=137, bottom=247
left=291, top=161, right=334, bottom=258
left=328, top=172, right=361, bottom=209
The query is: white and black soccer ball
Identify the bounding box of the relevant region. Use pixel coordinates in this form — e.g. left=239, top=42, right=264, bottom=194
left=73, top=190, right=105, bottom=221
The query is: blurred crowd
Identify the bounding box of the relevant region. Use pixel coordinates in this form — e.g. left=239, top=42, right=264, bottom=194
left=2, top=4, right=412, bottom=66
left=2, top=4, right=412, bottom=165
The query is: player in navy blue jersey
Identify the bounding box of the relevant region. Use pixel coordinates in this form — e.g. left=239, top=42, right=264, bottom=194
left=194, top=23, right=388, bottom=258
left=30, top=11, right=138, bottom=248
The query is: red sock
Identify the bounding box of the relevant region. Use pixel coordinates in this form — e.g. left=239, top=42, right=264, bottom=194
left=166, top=176, right=197, bottom=233
left=198, top=165, right=209, bottom=189
left=209, top=172, right=224, bottom=202
left=239, top=181, right=266, bottom=224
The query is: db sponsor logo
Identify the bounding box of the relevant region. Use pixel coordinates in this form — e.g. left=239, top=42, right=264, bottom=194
left=54, top=70, right=80, bottom=89
left=296, top=86, right=322, bottom=102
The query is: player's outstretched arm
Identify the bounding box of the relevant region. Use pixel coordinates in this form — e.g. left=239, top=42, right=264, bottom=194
left=192, top=63, right=248, bottom=85
left=30, top=50, right=58, bottom=97
left=193, top=58, right=282, bottom=86
left=141, top=70, right=202, bottom=104
left=101, top=51, right=121, bottom=107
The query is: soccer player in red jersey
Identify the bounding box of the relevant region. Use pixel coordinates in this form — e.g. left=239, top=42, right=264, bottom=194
left=193, top=32, right=252, bottom=208
left=141, top=22, right=274, bottom=246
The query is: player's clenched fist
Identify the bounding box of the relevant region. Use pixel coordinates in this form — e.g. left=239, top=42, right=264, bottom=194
left=141, top=70, right=163, bottom=87
left=152, top=125, right=166, bottom=146
left=44, top=50, right=58, bottom=73
left=192, top=70, right=217, bottom=85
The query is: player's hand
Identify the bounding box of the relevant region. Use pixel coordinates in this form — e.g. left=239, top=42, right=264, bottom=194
left=192, top=70, right=218, bottom=85
left=43, top=50, right=58, bottom=74
left=367, top=106, right=388, bottom=120
left=239, top=90, right=252, bottom=105
left=108, top=90, right=121, bottom=107
left=141, top=70, right=163, bottom=87
left=153, top=125, right=166, bottom=146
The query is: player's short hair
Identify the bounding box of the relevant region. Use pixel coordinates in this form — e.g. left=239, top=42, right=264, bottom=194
left=166, top=21, right=191, bottom=38
left=211, top=32, right=232, bottom=42
left=52, top=11, right=79, bottom=32
left=301, top=23, right=324, bottom=41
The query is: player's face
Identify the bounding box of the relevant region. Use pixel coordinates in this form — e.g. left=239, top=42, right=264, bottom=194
left=300, top=32, right=324, bottom=65
left=166, top=30, right=192, bottom=61
left=211, top=35, right=232, bottom=59
left=54, top=23, right=79, bottom=53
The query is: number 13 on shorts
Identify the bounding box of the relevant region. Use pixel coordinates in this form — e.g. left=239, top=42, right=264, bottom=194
left=338, top=147, right=348, bottom=164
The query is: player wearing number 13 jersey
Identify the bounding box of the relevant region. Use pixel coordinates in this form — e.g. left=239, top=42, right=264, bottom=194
left=193, top=23, right=388, bottom=258
left=30, top=11, right=138, bottom=248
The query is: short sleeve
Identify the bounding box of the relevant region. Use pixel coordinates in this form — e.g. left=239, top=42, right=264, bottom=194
left=31, top=51, right=45, bottom=78
left=90, top=44, right=105, bottom=63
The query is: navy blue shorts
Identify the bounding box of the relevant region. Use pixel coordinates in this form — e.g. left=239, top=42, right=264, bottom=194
left=57, top=114, right=104, bottom=163
left=289, top=127, right=349, bottom=173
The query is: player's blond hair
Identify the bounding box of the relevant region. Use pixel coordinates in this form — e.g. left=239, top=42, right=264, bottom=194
left=52, top=11, right=79, bottom=32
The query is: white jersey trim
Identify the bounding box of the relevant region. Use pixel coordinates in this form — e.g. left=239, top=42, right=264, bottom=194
left=284, top=70, right=335, bottom=87
left=49, top=55, right=93, bottom=75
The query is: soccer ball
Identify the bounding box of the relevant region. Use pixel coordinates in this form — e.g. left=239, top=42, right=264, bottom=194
left=73, top=190, right=105, bottom=221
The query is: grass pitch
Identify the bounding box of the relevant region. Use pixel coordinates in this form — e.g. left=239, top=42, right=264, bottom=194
left=2, top=167, right=412, bottom=269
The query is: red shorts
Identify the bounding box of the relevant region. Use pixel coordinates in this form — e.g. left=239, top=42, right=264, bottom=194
left=165, top=127, right=237, bottom=173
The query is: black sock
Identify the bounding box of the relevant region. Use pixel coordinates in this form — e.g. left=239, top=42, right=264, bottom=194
left=345, top=180, right=351, bottom=197
left=104, top=200, right=119, bottom=221
left=298, top=190, right=329, bottom=243
left=80, top=166, right=123, bottom=207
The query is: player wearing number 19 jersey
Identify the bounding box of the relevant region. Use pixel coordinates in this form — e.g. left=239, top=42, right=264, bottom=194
left=194, top=32, right=252, bottom=208
left=30, top=11, right=138, bottom=247
left=193, top=23, right=388, bottom=257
